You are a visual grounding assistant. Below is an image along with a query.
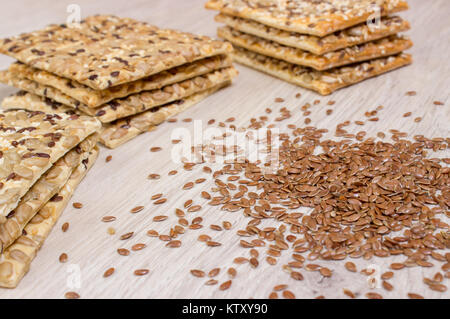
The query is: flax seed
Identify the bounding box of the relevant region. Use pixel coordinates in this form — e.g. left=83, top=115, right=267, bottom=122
left=64, top=292, right=80, bottom=299
left=120, top=232, right=133, bottom=240
left=366, top=292, right=383, bottom=299
left=130, top=206, right=144, bottom=214
left=132, top=243, right=146, bottom=251
left=59, top=253, right=68, bottom=263
left=105, top=155, right=112, bottom=162
left=72, top=202, right=83, bottom=209
left=103, top=268, right=115, bottom=278
left=61, top=222, right=69, bottom=232
left=117, top=248, right=130, bottom=256
left=134, top=269, right=149, bottom=276
left=219, top=280, right=232, bottom=290
left=282, top=290, right=295, bottom=299
left=101, top=216, right=116, bottom=222
left=343, top=289, right=356, bottom=298
left=150, top=147, right=162, bottom=152
left=153, top=198, right=167, bottom=205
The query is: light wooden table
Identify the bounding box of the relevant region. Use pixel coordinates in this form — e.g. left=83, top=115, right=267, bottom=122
left=0, top=0, right=448, bottom=299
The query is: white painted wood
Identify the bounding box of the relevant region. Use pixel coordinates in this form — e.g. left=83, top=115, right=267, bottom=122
left=0, top=0, right=448, bottom=299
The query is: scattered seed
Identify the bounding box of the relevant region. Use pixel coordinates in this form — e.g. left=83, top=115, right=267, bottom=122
left=101, top=216, right=116, bottom=222
left=219, top=280, right=232, bottom=290
left=150, top=147, right=162, bottom=152
left=105, top=155, right=112, bottom=162
left=282, top=290, right=295, bottom=299
left=72, top=202, right=83, bottom=209
left=59, top=253, right=68, bottom=263
left=134, top=269, right=149, bottom=276
left=120, top=232, right=134, bottom=240
left=130, top=206, right=144, bottom=214
left=103, top=268, right=115, bottom=278
left=64, top=292, right=80, bottom=299
left=61, top=222, right=69, bottom=232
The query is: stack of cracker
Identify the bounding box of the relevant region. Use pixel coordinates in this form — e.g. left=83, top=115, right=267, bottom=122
left=206, top=0, right=412, bottom=95
left=0, top=110, right=101, bottom=288
left=0, top=15, right=238, bottom=148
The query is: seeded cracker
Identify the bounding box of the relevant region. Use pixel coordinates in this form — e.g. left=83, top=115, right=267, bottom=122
left=1, top=91, right=76, bottom=115
left=0, top=15, right=233, bottom=90
left=218, top=26, right=412, bottom=70
left=206, top=0, right=409, bottom=37
left=0, top=133, right=98, bottom=251
left=0, top=147, right=99, bottom=288
left=215, top=14, right=410, bottom=55
left=0, top=110, right=101, bottom=221
left=232, top=47, right=412, bottom=95
left=1, top=67, right=238, bottom=123
left=100, top=83, right=230, bottom=148
left=8, top=55, right=233, bottom=108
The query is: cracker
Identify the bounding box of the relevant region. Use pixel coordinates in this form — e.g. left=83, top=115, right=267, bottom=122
left=1, top=67, right=238, bottom=123
left=232, top=46, right=412, bottom=95
left=0, top=15, right=232, bottom=90
left=215, top=14, right=410, bottom=55
left=0, top=133, right=98, bottom=252
left=0, top=71, right=93, bottom=115
left=218, top=26, right=412, bottom=70
left=100, top=83, right=230, bottom=149
left=206, top=0, right=409, bottom=37
left=0, top=109, right=100, bottom=220
left=1, top=91, right=76, bottom=115
left=0, top=147, right=99, bottom=288
left=9, top=55, right=233, bottom=108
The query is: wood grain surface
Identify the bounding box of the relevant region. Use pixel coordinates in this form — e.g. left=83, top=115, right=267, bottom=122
left=0, top=0, right=448, bottom=299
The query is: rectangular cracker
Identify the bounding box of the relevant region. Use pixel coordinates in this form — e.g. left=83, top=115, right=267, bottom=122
left=0, top=147, right=99, bottom=288
left=9, top=55, right=233, bottom=108
left=0, top=109, right=100, bottom=220
left=100, top=83, right=230, bottom=149
left=215, top=14, right=410, bottom=55
left=1, top=67, right=239, bottom=123
left=0, top=15, right=233, bottom=90
left=218, top=26, right=412, bottom=70
left=0, top=133, right=98, bottom=252
left=206, top=0, right=409, bottom=37
left=1, top=91, right=78, bottom=116
left=232, top=46, right=412, bottom=95
left=0, top=70, right=92, bottom=115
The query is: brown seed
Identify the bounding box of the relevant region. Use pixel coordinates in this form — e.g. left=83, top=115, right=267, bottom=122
left=250, top=258, right=259, bottom=268
left=407, top=293, right=424, bottom=299
left=414, top=117, right=422, bottom=122
left=275, top=97, right=284, bottom=103
left=151, top=193, right=163, bottom=200
left=132, top=243, right=146, bottom=251
left=269, top=292, right=278, bottom=299
left=64, top=292, right=80, bottom=299
left=273, top=284, right=287, bottom=291
left=227, top=267, right=237, bottom=278
left=103, top=268, right=115, bottom=278
left=59, top=253, right=68, bottom=263
left=148, top=174, right=160, bottom=180
left=166, top=240, right=182, bottom=248
left=147, top=230, right=159, bottom=237
left=130, top=206, right=144, bottom=214
left=61, top=222, right=69, bottom=232
left=182, top=118, right=192, bottom=122
left=208, top=268, right=221, bottom=277
left=366, top=292, right=383, bottom=299
left=390, top=263, right=405, bottom=270
left=219, top=280, right=232, bottom=290
left=290, top=271, right=304, bottom=281
left=153, top=198, right=167, bottom=205
left=117, top=248, right=130, bottom=256
left=120, top=232, right=134, bottom=240
left=403, top=112, right=412, bottom=117
left=105, top=155, right=112, bottom=162
left=382, top=281, right=394, bottom=291
left=134, top=269, right=149, bottom=276
left=433, top=101, right=444, bottom=105
left=168, top=170, right=178, bottom=176
left=150, top=147, right=162, bottom=152
left=72, top=202, right=83, bottom=209
left=343, top=289, right=356, bottom=299
left=320, top=267, right=332, bottom=277
left=101, top=216, right=116, bottom=222
left=183, top=182, right=194, bottom=190
left=234, top=257, right=248, bottom=264
left=406, top=91, right=416, bottom=96
left=153, top=215, right=168, bottom=222
left=206, top=241, right=221, bottom=247
left=344, top=262, right=357, bottom=272
left=190, top=269, right=205, bottom=278
left=201, top=191, right=211, bottom=199
left=429, top=284, right=447, bottom=292
left=282, top=290, right=295, bottom=299
left=381, top=271, right=394, bottom=280
left=198, top=234, right=211, bottom=242
left=205, top=279, right=218, bottom=285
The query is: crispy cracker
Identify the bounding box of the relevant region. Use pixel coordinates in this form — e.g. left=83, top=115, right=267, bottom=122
left=206, top=0, right=409, bottom=37
left=0, top=109, right=100, bottom=220
left=215, top=14, right=410, bottom=55
left=232, top=46, right=412, bottom=95
left=1, top=67, right=238, bottom=123
left=218, top=26, right=412, bottom=70
left=0, top=133, right=98, bottom=252
left=0, top=15, right=232, bottom=90
left=9, top=55, right=233, bottom=108
left=0, top=147, right=99, bottom=288
left=100, top=83, right=230, bottom=149
left=1, top=91, right=77, bottom=115
left=0, top=70, right=92, bottom=115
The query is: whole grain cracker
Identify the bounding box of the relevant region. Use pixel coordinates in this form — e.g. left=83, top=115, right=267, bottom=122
left=232, top=46, right=412, bottom=95
left=0, top=147, right=99, bottom=288
left=215, top=14, right=410, bottom=55
left=0, top=15, right=232, bottom=90
left=206, top=0, right=408, bottom=36
left=218, top=26, right=412, bottom=70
